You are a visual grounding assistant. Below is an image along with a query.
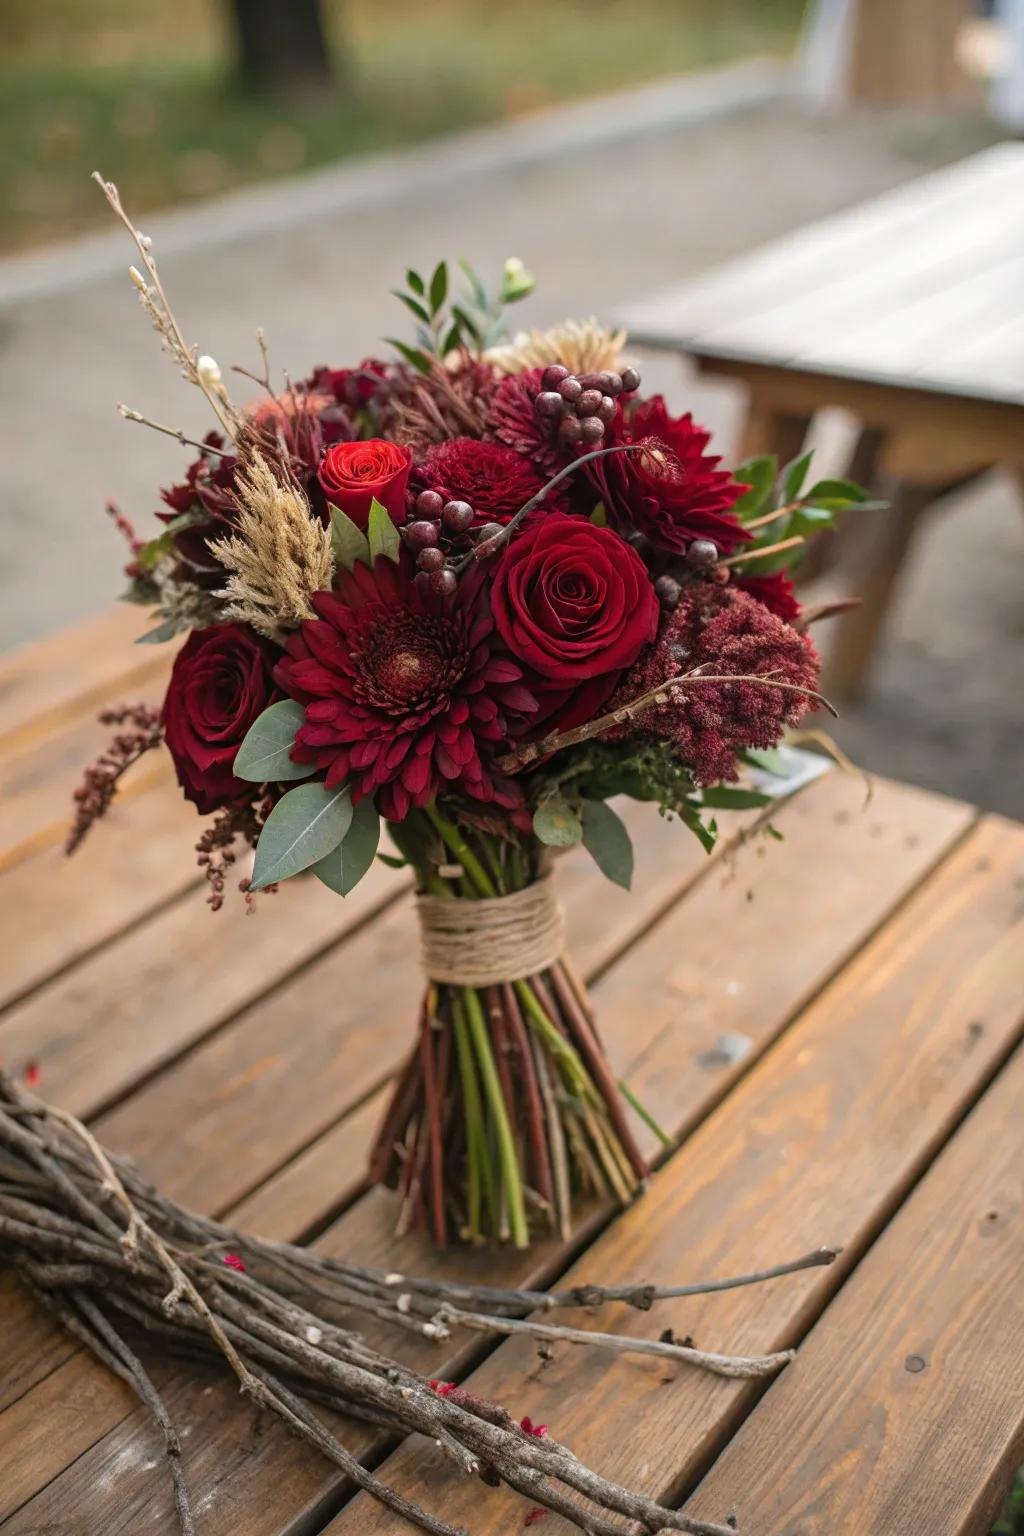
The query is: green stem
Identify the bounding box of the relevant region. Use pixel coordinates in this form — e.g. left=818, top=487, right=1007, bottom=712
left=513, top=978, right=592, bottom=1101
left=451, top=993, right=491, bottom=1239
left=463, top=988, right=529, bottom=1248
left=423, top=803, right=496, bottom=898
left=618, top=1078, right=672, bottom=1148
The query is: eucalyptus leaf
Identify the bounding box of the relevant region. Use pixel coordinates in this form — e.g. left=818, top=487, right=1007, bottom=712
left=377, top=851, right=408, bottom=870
left=135, top=617, right=180, bottom=644
left=533, top=795, right=583, bottom=849
left=312, top=796, right=381, bottom=896
left=250, top=781, right=353, bottom=892
left=234, top=699, right=312, bottom=783
left=367, top=497, right=401, bottom=563
left=330, top=505, right=371, bottom=570
left=581, top=800, right=633, bottom=890
left=742, top=746, right=789, bottom=776
left=680, top=803, right=718, bottom=855
left=698, top=786, right=773, bottom=810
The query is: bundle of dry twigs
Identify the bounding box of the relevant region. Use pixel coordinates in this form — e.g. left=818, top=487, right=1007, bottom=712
left=0, top=1072, right=837, bottom=1536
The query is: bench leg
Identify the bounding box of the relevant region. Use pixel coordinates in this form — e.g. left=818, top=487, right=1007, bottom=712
left=738, top=397, right=810, bottom=466
left=822, top=478, right=932, bottom=700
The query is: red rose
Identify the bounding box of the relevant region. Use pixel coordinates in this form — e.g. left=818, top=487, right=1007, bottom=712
left=317, top=438, right=412, bottom=529
left=491, top=512, right=659, bottom=732
left=163, top=623, right=278, bottom=814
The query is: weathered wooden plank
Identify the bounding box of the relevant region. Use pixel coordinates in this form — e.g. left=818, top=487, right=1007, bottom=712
left=0, top=711, right=172, bottom=875
left=0, top=1274, right=75, bottom=1414
left=0, top=604, right=172, bottom=753
left=320, top=814, right=1024, bottom=1536
left=0, top=781, right=199, bottom=1012
left=619, top=145, right=1024, bottom=409
left=0, top=776, right=975, bottom=1534
left=684, top=1040, right=1024, bottom=1535
left=0, top=856, right=407, bottom=1122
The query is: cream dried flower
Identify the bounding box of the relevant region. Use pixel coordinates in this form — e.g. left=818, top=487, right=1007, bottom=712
left=486, top=318, right=628, bottom=376
left=210, top=452, right=333, bottom=643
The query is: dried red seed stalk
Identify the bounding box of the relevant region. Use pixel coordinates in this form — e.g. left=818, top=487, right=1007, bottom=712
left=65, top=703, right=163, bottom=855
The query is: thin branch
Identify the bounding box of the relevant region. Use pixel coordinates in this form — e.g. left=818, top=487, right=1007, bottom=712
left=494, top=667, right=837, bottom=773
left=117, top=405, right=233, bottom=458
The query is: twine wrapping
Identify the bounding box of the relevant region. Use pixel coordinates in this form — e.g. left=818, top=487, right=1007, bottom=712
left=416, top=875, right=566, bottom=987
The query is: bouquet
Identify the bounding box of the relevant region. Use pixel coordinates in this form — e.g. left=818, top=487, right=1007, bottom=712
left=73, top=176, right=868, bottom=1251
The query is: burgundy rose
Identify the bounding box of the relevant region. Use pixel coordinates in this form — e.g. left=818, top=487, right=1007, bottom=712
left=163, top=623, right=278, bottom=814
left=415, top=437, right=566, bottom=526
left=592, top=396, right=750, bottom=555
left=491, top=512, right=659, bottom=732
left=317, top=439, right=412, bottom=529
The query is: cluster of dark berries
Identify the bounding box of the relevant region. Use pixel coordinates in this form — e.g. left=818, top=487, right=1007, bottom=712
left=532, top=362, right=641, bottom=452
left=652, top=538, right=722, bottom=611
left=402, top=489, right=504, bottom=598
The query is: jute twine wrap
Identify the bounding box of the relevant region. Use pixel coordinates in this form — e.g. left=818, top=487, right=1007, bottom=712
left=416, top=875, right=566, bottom=987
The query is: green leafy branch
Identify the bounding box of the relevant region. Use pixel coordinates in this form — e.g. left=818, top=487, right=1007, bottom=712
left=729, top=451, right=885, bottom=577
left=387, top=256, right=536, bottom=373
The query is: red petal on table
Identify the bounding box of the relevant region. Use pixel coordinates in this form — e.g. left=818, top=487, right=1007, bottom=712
left=524, top=1511, right=546, bottom=1526
left=24, top=1062, right=40, bottom=1087
left=222, top=1253, right=247, bottom=1272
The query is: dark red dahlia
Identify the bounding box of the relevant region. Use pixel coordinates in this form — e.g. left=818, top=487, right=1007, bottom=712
left=607, top=583, right=818, bottom=785
left=414, top=437, right=566, bottom=526
left=591, top=396, right=750, bottom=555
left=733, top=569, right=800, bottom=622
left=487, top=368, right=565, bottom=476
left=274, top=559, right=538, bottom=821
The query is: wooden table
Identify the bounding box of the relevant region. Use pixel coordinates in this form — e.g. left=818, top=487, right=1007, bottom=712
left=617, top=142, right=1024, bottom=698
left=1, top=606, right=1023, bottom=1536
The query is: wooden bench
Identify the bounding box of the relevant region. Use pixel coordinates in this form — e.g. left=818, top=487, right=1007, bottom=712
left=1, top=610, right=1022, bottom=1535
left=616, top=142, right=1024, bottom=699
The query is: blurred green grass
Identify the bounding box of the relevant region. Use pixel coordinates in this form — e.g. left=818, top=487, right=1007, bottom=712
left=1, top=0, right=804, bottom=253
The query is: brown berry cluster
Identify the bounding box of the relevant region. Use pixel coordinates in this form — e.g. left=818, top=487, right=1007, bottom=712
left=651, top=537, right=723, bottom=612
left=401, top=490, right=503, bottom=597
left=532, top=362, right=641, bottom=451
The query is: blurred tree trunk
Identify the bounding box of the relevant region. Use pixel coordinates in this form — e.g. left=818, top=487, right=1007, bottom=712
left=228, top=0, right=338, bottom=96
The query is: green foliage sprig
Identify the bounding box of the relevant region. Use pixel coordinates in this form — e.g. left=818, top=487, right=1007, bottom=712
left=388, top=255, right=536, bottom=371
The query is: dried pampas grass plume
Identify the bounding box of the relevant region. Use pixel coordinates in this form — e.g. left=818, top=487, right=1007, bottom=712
left=210, top=452, right=333, bottom=643
left=487, top=318, right=627, bottom=376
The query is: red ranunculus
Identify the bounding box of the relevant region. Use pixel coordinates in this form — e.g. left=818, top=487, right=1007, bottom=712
left=491, top=512, right=659, bottom=732
left=317, top=439, right=412, bottom=529
left=163, top=623, right=278, bottom=814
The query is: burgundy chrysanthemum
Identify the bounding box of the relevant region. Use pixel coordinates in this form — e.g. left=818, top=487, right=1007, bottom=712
left=591, top=396, right=750, bottom=555
left=414, top=437, right=566, bottom=526
left=486, top=367, right=566, bottom=476
left=608, top=584, right=818, bottom=785
left=274, top=559, right=537, bottom=821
